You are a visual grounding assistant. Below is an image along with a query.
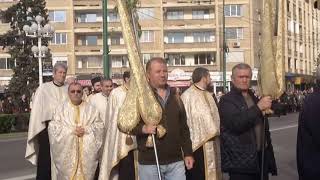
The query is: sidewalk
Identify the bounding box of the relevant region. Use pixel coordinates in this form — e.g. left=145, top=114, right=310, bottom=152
left=0, top=132, right=27, bottom=141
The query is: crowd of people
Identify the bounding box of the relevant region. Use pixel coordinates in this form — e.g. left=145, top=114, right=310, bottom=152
left=19, top=59, right=320, bottom=180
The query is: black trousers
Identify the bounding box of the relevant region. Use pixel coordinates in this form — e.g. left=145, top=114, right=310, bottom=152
left=118, top=150, right=135, bottom=180
left=186, top=146, right=205, bottom=180
left=36, top=127, right=51, bottom=180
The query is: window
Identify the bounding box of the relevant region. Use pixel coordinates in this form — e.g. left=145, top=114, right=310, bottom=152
left=167, top=10, right=184, bottom=20
left=86, top=14, right=97, bottom=22
left=0, top=58, right=6, bottom=69
left=108, top=12, right=120, bottom=22
left=194, top=53, right=215, bottom=65
left=167, top=54, right=185, bottom=66
left=78, top=56, right=102, bottom=68
left=81, top=36, right=98, bottom=45
left=0, top=58, right=15, bottom=69
left=167, top=32, right=185, bottom=43
left=193, top=32, right=214, bottom=42
left=192, top=10, right=209, bottom=19
left=111, top=56, right=128, bottom=67
left=52, top=56, right=68, bottom=66
left=225, top=28, right=243, bottom=39
left=142, top=53, right=158, bottom=64
left=51, top=33, right=67, bottom=44
left=110, top=35, right=121, bottom=45
left=87, top=36, right=98, bottom=45
left=226, top=51, right=244, bottom=62
left=49, top=10, right=66, bottom=22
left=140, top=31, right=154, bottom=42
left=224, top=5, right=243, bottom=17
left=137, top=8, right=155, bottom=20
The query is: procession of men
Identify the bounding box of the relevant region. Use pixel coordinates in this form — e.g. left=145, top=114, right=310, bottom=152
left=23, top=58, right=284, bottom=180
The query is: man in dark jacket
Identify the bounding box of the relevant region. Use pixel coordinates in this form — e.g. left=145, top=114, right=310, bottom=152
left=297, top=66, right=320, bottom=180
left=131, top=57, right=194, bottom=180
left=219, top=63, right=277, bottom=180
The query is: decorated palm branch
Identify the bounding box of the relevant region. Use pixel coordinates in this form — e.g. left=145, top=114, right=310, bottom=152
left=116, top=0, right=165, bottom=146
left=259, top=0, right=285, bottom=100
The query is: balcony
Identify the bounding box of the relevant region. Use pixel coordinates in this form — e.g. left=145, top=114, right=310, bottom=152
left=164, top=42, right=215, bottom=52
left=75, top=45, right=103, bottom=55
left=74, top=22, right=102, bottom=29
left=163, top=0, right=214, bottom=7
left=73, top=0, right=102, bottom=10
left=76, top=68, right=103, bottom=74
left=164, top=19, right=215, bottom=30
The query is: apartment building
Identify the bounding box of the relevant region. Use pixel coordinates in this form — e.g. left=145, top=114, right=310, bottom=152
left=285, top=0, right=320, bottom=90
left=0, top=0, right=319, bottom=93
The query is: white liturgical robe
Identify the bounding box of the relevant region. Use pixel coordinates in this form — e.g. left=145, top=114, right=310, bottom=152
left=89, top=92, right=109, bottom=126
left=48, top=100, right=104, bottom=180
left=25, top=81, right=68, bottom=165
left=99, top=86, right=137, bottom=180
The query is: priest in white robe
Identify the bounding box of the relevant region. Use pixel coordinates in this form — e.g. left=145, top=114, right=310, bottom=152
left=181, top=67, right=221, bottom=180
left=99, top=71, right=137, bottom=180
left=25, top=63, right=68, bottom=180
left=89, top=78, right=114, bottom=126
left=48, top=82, right=104, bottom=180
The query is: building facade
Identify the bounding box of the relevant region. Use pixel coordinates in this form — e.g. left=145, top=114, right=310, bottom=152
left=0, top=0, right=319, bottom=94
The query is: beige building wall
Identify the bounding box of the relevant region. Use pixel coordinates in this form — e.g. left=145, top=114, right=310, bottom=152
left=0, top=0, right=320, bottom=91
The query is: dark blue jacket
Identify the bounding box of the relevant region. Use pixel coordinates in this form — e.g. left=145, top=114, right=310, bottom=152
left=297, top=89, right=320, bottom=180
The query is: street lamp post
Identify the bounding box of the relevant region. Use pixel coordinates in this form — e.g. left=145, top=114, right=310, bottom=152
left=222, top=0, right=227, bottom=93
left=103, top=0, right=110, bottom=78
left=23, top=15, right=55, bottom=86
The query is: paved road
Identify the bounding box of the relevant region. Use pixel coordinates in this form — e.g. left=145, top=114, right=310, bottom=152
left=269, top=112, right=299, bottom=180
left=0, top=136, right=35, bottom=180
left=0, top=113, right=300, bottom=180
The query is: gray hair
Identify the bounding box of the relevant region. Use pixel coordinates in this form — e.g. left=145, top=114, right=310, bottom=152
left=53, top=62, right=68, bottom=73
left=231, top=63, right=252, bottom=78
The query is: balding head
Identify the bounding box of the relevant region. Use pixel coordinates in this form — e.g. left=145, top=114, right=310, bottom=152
left=146, top=57, right=168, bottom=89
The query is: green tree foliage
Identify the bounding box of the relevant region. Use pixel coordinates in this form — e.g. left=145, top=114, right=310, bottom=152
left=0, top=0, right=51, bottom=101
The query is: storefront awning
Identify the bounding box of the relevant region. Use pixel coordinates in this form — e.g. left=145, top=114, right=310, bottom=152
left=167, top=80, right=191, bottom=87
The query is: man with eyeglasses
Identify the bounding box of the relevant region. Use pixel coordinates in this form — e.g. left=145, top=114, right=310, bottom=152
left=26, top=62, right=69, bottom=180
left=48, top=82, right=104, bottom=180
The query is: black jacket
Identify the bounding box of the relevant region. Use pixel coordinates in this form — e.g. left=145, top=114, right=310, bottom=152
left=297, top=89, right=320, bottom=180
left=219, top=87, right=277, bottom=175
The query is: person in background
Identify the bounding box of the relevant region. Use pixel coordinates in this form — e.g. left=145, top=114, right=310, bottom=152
left=219, top=63, right=277, bottom=180
left=3, top=95, right=15, bottom=114
left=181, top=67, right=221, bottom=180
left=297, top=66, right=320, bottom=180
left=99, top=71, right=137, bottom=180
left=25, top=63, right=68, bottom=180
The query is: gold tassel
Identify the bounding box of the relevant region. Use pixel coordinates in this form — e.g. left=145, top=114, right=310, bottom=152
left=146, top=135, right=153, bottom=147
left=157, top=125, right=166, bottom=138
left=125, top=135, right=133, bottom=146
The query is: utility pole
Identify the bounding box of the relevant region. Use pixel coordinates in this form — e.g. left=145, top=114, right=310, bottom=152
left=222, top=0, right=227, bottom=93
left=103, top=0, right=110, bottom=78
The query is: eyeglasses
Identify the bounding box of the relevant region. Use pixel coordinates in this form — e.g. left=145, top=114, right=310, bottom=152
left=70, top=90, right=82, bottom=94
